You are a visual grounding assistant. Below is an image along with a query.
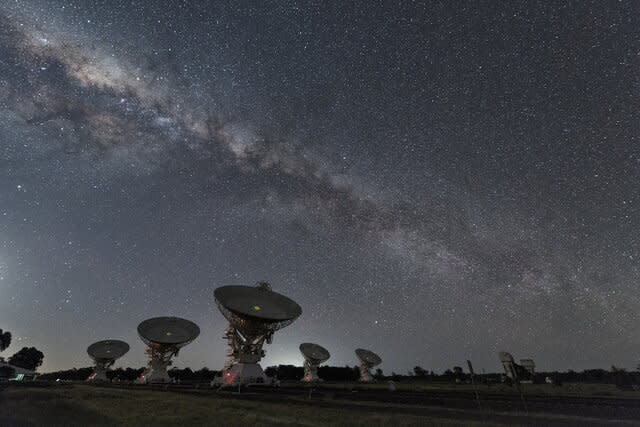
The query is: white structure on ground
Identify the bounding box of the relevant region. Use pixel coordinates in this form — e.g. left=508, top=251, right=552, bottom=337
left=299, top=343, right=330, bottom=382
left=520, top=359, right=535, bottom=375
left=137, top=317, right=200, bottom=383
left=214, top=282, right=302, bottom=386
left=499, top=351, right=518, bottom=381
left=355, top=348, right=382, bottom=382
left=0, top=357, right=36, bottom=381
left=87, top=340, right=129, bottom=381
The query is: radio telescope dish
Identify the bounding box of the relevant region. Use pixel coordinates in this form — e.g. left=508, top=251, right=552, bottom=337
left=355, top=348, right=381, bottom=382
left=86, top=340, right=129, bottom=382
left=499, top=351, right=518, bottom=381
left=137, top=317, right=200, bottom=383
left=520, top=359, right=535, bottom=374
left=214, top=282, right=302, bottom=386
left=299, top=343, right=330, bottom=382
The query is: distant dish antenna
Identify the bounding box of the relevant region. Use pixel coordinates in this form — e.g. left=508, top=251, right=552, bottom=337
left=499, top=351, right=518, bottom=381
left=520, top=359, right=535, bottom=374
left=137, top=317, right=200, bottom=383
left=214, top=282, right=302, bottom=386
left=86, top=340, right=129, bottom=382
left=355, top=348, right=381, bottom=382
left=499, top=351, right=529, bottom=413
left=299, top=343, right=330, bottom=382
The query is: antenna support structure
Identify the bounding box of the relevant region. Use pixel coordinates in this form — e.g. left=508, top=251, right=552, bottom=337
left=214, top=282, right=302, bottom=386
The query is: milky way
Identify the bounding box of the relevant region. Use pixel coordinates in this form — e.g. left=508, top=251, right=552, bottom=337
left=0, top=1, right=638, bottom=373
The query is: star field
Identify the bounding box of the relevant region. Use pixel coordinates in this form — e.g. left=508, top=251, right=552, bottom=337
left=0, top=1, right=638, bottom=374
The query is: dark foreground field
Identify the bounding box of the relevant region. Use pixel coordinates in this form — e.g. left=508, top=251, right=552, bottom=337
left=1, top=382, right=639, bottom=426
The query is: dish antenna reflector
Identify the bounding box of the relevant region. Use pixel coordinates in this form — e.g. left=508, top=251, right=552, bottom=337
left=500, top=351, right=530, bottom=413
left=137, top=316, right=200, bottom=383
left=86, top=340, right=129, bottom=382
left=299, top=343, right=330, bottom=382
left=520, top=359, right=535, bottom=374
left=499, top=351, right=518, bottom=382
left=214, top=282, right=302, bottom=386
left=355, top=348, right=381, bottom=382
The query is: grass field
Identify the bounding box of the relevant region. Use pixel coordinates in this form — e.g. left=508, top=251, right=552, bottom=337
left=0, top=384, right=477, bottom=426
left=292, top=379, right=640, bottom=398
left=1, top=382, right=638, bottom=426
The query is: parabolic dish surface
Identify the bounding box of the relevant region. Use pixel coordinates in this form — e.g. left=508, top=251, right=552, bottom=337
left=137, top=317, right=200, bottom=345
left=356, top=348, right=382, bottom=366
left=87, top=340, right=130, bottom=360
left=499, top=351, right=514, bottom=363
left=214, top=285, right=302, bottom=322
left=300, top=342, right=330, bottom=363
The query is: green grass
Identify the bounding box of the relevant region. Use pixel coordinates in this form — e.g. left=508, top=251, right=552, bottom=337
left=0, top=385, right=480, bottom=426
left=2, top=382, right=638, bottom=426
left=287, top=379, right=640, bottom=398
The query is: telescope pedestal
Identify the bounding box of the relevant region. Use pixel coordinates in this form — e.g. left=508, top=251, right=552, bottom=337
left=144, top=363, right=171, bottom=383
left=214, top=284, right=303, bottom=388
left=221, top=363, right=267, bottom=386
left=301, top=360, right=322, bottom=382
left=87, top=359, right=113, bottom=382
left=358, top=364, right=375, bottom=382
left=87, top=367, right=108, bottom=382
left=140, top=345, right=175, bottom=383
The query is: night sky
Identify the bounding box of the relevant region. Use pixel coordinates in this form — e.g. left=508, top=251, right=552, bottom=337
left=0, top=1, right=638, bottom=374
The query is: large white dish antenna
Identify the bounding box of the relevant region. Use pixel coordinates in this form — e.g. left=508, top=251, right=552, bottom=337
left=300, top=343, right=330, bottom=364
left=87, top=340, right=129, bottom=361
left=86, top=340, right=129, bottom=382
left=137, top=317, right=200, bottom=383
left=138, top=317, right=200, bottom=347
left=355, top=348, right=381, bottom=382
left=215, top=285, right=301, bottom=335
left=214, top=282, right=302, bottom=386
left=356, top=348, right=382, bottom=366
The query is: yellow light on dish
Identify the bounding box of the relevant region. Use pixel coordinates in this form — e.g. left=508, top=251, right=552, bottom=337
left=166, top=332, right=172, bottom=336
left=253, top=305, right=261, bottom=311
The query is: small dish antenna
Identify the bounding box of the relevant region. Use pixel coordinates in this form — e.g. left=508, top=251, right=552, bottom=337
left=520, top=359, right=535, bottom=374
left=299, top=343, right=330, bottom=382
left=137, top=316, right=200, bottom=383
left=214, top=282, right=302, bottom=386
left=499, top=351, right=518, bottom=381
left=355, top=348, right=381, bottom=382
left=499, top=351, right=529, bottom=413
left=86, top=340, right=129, bottom=382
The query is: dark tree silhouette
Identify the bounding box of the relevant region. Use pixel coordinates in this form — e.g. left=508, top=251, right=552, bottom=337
left=38, top=367, right=95, bottom=381
left=8, top=347, right=44, bottom=371
left=413, top=366, right=427, bottom=377
left=0, top=329, right=11, bottom=352
left=0, top=365, right=15, bottom=378
left=374, top=368, right=384, bottom=379
left=264, top=366, right=278, bottom=377
left=111, top=367, right=146, bottom=382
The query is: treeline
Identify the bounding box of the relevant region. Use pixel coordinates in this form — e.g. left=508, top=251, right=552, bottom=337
left=166, top=367, right=219, bottom=382
left=38, top=367, right=145, bottom=382
left=542, top=368, right=640, bottom=389
left=36, top=365, right=640, bottom=389
left=265, top=365, right=363, bottom=381
left=37, top=367, right=219, bottom=383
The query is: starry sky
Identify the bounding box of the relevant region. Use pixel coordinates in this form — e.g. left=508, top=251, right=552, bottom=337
left=0, top=1, right=638, bottom=374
